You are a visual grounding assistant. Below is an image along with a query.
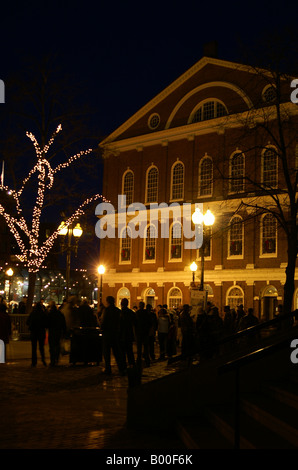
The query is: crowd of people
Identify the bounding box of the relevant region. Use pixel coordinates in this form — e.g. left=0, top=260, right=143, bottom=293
left=1, top=293, right=296, bottom=373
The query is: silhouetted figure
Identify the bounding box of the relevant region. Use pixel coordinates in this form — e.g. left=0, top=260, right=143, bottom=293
left=238, top=307, right=259, bottom=331
left=47, top=300, right=66, bottom=366
left=0, top=302, right=11, bottom=359
left=100, top=296, right=125, bottom=375
left=157, top=308, right=170, bottom=360
left=147, top=305, right=158, bottom=361
left=179, top=304, right=194, bottom=359
left=26, top=301, right=48, bottom=367
left=135, top=301, right=151, bottom=368
left=79, top=299, right=98, bottom=327
left=120, top=298, right=136, bottom=368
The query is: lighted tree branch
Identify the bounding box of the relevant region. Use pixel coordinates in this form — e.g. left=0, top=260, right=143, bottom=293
left=0, top=124, right=107, bottom=273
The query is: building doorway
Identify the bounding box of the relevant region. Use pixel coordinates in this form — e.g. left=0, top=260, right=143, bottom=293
left=261, top=285, right=278, bottom=321
left=144, top=288, right=156, bottom=307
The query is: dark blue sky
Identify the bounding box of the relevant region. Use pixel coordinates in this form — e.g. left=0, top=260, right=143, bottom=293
left=1, top=1, right=297, bottom=138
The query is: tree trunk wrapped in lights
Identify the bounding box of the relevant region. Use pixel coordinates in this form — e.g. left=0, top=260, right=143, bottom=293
left=0, top=125, right=108, bottom=313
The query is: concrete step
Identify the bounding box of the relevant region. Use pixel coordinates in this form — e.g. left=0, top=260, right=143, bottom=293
left=205, top=402, right=297, bottom=449
left=175, top=415, right=232, bottom=449
left=263, top=379, right=298, bottom=410
left=241, top=393, right=298, bottom=447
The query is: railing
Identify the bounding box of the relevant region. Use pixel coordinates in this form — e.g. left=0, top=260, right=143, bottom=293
left=216, top=311, right=297, bottom=449
left=9, top=314, right=30, bottom=339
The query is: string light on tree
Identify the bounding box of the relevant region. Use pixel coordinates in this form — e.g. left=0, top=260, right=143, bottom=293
left=0, top=125, right=109, bottom=273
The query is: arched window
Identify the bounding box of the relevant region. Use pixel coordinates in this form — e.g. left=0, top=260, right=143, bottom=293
left=122, top=170, right=134, bottom=205
left=144, top=224, right=156, bottom=262
left=191, top=100, right=227, bottom=123
left=228, top=215, right=243, bottom=257
left=167, top=287, right=183, bottom=309
left=262, top=148, right=278, bottom=188
left=230, top=151, right=245, bottom=193
left=261, top=213, right=277, bottom=256
left=117, top=287, right=131, bottom=308
left=120, top=226, right=132, bottom=263
left=145, top=166, right=158, bottom=203
left=170, top=222, right=182, bottom=260
left=226, top=286, right=244, bottom=310
left=199, top=156, right=213, bottom=196
left=171, top=161, right=184, bottom=200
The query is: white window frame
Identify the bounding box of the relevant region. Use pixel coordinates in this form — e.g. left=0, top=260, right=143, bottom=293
left=261, top=146, right=278, bottom=189
left=229, top=150, right=245, bottom=194
left=145, top=165, right=159, bottom=204
left=227, top=215, right=244, bottom=259
left=198, top=155, right=213, bottom=197
left=143, top=224, right=157, bottom=263
left=260, top=213, right=277, bottom=258
left=226, top=285, right=244, bottom=310
left=170, top=160, right=184, bottom=201
left=122, top=169, right=134, bottom=206
left=189, top=98, right=228, bottom=124
left=167, top=287, right=183, bottom=309
left=169, top=221, right=183, bottom=262
left=119, top=226, right=132, bottom=265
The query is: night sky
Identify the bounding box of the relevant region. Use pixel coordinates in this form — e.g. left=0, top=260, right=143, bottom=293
left=1, top=1, right=297, bottom=138
left=0, top=1, right=297, bottom=272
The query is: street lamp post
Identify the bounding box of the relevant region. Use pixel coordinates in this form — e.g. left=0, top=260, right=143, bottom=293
left=97, top=264, right=105, bottom=308
left=190, top=261, right=198, bottom=284
left=6, top=268, right=14, bottom=309
left=58, top=222, right=83, bottom=300
left=192, top=208, right=215, bottom=291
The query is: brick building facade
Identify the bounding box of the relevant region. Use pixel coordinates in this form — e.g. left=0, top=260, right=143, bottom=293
left=98, top=55, right=298, bottom=319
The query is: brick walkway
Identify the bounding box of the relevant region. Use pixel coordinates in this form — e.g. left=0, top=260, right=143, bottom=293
left=0, top=340, right=185, bottom=449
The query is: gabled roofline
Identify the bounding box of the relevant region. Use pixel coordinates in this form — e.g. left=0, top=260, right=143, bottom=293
left=99, top=56, right=264, bottom=147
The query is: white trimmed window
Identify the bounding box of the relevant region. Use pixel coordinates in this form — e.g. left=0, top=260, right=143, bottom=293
left=171, top=161, right=184, bottom=200
left=169, top=222, right=183, bottom=261
left=122, top=169, right=134, bottom=205
left=145, top=165, right=158, bottom=203
left=167, top=287, right=183, bottom=309
left=144, top=224, right=156, bottom=262
left=262, top=148, right=278, bottom=188
left=199, top=156, right=213, bottom=196
left=230, top=152, right=245, bottom=193
left=260, top=213, right=277, bottom=256
left=191, top=99, right=227, bottom=123
left=228, top=215, right=244, bottom=257
left=117, top=287, right=131, bottom=308
left=120, top=226, right=132, bottom=264
left=226, top=286, right=244, bottom=310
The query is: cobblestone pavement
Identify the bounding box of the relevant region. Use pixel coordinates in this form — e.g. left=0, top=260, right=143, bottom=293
left=0, top=341, right=185, bottom=449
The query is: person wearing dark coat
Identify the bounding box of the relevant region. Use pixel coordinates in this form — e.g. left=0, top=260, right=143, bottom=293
left=120, top=298, right=136, bottom=368
left=26, top=301, right=48, bottom=367
left=135, top=301, right=151, bottom=368
left=79, top=299, right=98, bottom=327
left=0, top=302, right=11, bottom=361
left=47, top=300, right=66, bottom=366
left=100, top=296, right=125, bottom=375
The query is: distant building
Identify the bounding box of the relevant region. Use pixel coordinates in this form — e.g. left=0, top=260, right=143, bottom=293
left=98, top=55, right=298, bottom=319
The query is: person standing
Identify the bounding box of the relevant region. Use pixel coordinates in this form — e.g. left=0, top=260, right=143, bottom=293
left=100, top=296, right=125, bottom=375
left=157, top=308, right=170, bottom=360
left=47, top=300, right=66, bottom=366
left=26, top=301, right=48, bottom=367
left=135, top=301, right=151, bottom=368
left=120, top=298, right=136, bottom=368
left=0, top=302, right=11, bottom=360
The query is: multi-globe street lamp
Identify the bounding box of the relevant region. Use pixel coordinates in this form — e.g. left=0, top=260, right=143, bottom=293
left=58, top=221, right=83, bottom=300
